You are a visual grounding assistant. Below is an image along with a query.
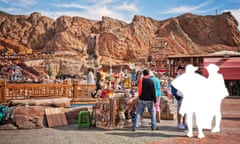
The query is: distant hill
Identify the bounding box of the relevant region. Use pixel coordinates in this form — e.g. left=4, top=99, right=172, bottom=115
left=0, top=11, right=239, bottom=79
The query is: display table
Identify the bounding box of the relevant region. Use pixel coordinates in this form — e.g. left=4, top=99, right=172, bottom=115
left=92, top=90, right=137, bottom=130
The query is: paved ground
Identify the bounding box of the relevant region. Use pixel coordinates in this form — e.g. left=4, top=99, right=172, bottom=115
left=0, top=97, right=240, bottom=144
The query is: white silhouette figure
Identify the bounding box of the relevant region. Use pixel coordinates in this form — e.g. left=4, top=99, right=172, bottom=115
left=205, top=63, right=229, bottom=133
left=171, top=64, right=208, bottom=138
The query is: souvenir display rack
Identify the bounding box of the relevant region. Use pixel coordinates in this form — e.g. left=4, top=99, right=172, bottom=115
left=92, top=91, right=128, bottom=130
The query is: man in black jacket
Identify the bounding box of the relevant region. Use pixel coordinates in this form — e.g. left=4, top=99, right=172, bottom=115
left=132, top=69, right=157, bottom=131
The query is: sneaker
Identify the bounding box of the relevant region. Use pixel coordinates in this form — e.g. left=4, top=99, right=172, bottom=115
left=187, top=132, right=193, bottom=138
left=184, top=124, right=188, bottom=129
left=132, top=128, right=136, bottom=131
left=211, top=127, right=220, bottom=133
left=178, top=124, right=185, bottom=129
left=198, top=133, right=205, bottom=139
left=151, top=127, right=159, bottom=131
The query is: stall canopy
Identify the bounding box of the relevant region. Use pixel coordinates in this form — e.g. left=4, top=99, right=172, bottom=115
left=203, top=57, right=240, bottom=80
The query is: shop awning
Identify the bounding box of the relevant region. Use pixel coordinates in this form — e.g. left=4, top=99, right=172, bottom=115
left=203, top=57, right=240, bottom=80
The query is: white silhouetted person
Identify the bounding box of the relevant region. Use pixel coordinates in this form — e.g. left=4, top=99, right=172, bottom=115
left=171, top=64, right=208, bottom=138
left=205, top=63, right=229, bottom=133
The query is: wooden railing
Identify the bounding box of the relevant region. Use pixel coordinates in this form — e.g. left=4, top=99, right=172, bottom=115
left=72, top=81, right=96, bottom=103
left=0, top=80, right=96, bottom=104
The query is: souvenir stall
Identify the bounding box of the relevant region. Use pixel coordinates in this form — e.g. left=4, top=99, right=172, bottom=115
left=91, top=64, right=137, bottom=129
left=92, top=90, right=137, bottom=130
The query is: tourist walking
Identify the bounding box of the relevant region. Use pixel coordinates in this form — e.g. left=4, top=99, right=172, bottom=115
left=132, top=69, right=157, bottom=131
left=171, top=65, right=187, bottom=129
left=205, top=63, right=229, bottom=133
left=150, top=71, right=162, bottom=123
left=171, top=64, right=208, bottom=138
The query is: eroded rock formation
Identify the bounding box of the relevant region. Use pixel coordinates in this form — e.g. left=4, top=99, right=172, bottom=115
left=0, top=11, right=239, bottom=79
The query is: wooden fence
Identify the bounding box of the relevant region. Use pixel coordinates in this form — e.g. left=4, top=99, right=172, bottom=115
left=0, top=80, right=96, bottom=104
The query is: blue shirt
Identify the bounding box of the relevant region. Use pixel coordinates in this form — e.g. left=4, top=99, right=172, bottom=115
left=151, top=76, right=161, bottom=97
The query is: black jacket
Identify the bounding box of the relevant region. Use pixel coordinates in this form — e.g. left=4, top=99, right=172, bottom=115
left=139, top=78, right=156, bottom=103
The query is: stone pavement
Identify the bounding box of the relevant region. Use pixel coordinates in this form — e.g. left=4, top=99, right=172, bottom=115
left=0, top=97, right=240, bottom=144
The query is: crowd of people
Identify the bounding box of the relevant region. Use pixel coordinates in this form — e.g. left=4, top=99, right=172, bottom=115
left=128, top=64, right=228, bottom=139
left=170, top=64, right=229, bottom=138
left=86, top=63, right=228, bottom=139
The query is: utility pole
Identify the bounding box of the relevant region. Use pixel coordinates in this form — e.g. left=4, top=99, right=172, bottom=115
left=148, top=37, right=167, bottom=70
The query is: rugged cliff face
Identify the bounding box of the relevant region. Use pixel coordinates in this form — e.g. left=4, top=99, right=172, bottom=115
left=0, top=11, right=239, bottom=79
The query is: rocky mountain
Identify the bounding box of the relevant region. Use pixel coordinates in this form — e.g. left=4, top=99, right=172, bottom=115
left=0, top=11, right=239, bottom=80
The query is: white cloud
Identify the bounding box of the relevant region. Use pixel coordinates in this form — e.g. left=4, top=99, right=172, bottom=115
left=162, top=1, right=213, bottom=14
left=0, top=6, right=18, bottom=12
left=116, top=1, right=138, bottom=12
left=84, top=6, right=121, bottom=20
left=1, top=0, right=11, bottom=3
left=228, top=9, right=240, bottom=30
left=2, top=0, right=37, bottom=7
left=18, top=0, right=36, bottom=6
left=54, top=3, right=88, bottom=10
left=84, top=0, right=113, bottom=5
left=93, top=0, right=113, bottom=5
left=41, top=7, right=125, bottom=22
left=51, top=1, right=137, bottom=22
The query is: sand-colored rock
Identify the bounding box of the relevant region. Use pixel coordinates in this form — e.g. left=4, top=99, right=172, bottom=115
left=8, top=98, right=71, bottom=108
left=0, top=11, right=239, bottom=79
left=1, top=105, right=90, bottom=129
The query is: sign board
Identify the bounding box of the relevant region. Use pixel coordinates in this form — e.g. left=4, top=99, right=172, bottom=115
left=45, top=108, right=68, bottom=127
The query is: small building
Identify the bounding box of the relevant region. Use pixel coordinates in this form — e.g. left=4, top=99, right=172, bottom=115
left=167, top=50, right=240, bottom=96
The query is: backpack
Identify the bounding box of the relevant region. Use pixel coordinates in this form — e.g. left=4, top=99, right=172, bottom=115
left=170, top=85, right=182, bottom=101
left=0, top=105, right=8, bottom=123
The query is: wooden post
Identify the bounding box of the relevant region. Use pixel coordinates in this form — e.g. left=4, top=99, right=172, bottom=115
left=1, top=80, right=7, bottom=103
left=0, top=81, right=2, bottom=103
left=63, top=80, right=69, bottom=97
left=72, top=80, right=78, bottom=100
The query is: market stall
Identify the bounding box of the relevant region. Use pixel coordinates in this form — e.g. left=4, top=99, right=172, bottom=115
left=92, top=90, right=137, bottom=130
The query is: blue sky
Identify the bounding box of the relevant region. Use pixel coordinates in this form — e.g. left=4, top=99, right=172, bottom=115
left=0, top=0, right=240, bottom=27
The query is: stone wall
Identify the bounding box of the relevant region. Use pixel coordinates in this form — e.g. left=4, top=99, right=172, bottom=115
left=142, top=96, right=177, bottom=120
left=0, top=98, right=89, bottom=130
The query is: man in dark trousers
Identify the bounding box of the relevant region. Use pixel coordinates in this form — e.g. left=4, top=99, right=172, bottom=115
left=132, top=69, right=157, bottom=131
